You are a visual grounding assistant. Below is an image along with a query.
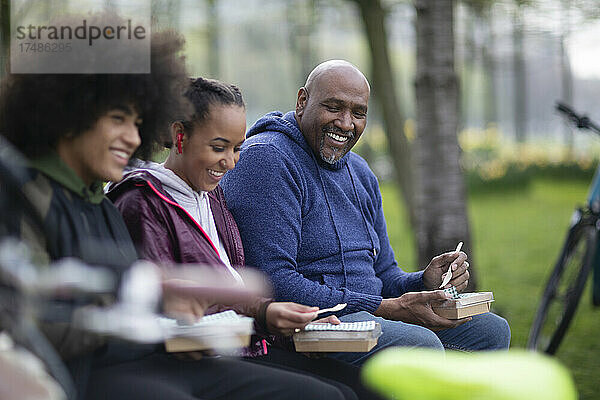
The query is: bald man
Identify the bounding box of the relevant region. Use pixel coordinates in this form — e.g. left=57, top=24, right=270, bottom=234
left=222, top=60, right=510, bottom=366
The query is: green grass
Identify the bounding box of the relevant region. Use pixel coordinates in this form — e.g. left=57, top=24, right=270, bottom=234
left=380, top=178, right=600, bottom=400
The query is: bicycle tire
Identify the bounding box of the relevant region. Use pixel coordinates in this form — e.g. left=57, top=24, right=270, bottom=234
left=527, top=212, right=596, bottom=354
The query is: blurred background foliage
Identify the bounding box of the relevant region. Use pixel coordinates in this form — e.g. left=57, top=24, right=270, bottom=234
left=2, top=0, right=600, bottom=398
left=3, top=0, right=600, bottom=163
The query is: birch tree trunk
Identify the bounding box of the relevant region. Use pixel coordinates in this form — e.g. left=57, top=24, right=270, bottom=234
left=414, top=0, right=476, bottom=289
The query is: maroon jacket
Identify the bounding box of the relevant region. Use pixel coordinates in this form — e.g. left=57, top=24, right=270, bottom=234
left=107, top=171, right=272, bottom=356
left=107, top=171, right=244, bottom=268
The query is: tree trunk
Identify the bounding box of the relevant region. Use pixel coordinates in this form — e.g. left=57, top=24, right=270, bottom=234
left=287, top=0, right=317, bottom=85
left=481, top=7, right=498, bottom=127
left=462, top=1, right=497, bottom=128
left=353, top=0, right=416, bottom=229
left=560, top=0, right=573, bottom=149
left=512, top=8, right=526, bottom=142
left=460, top=7, right=476, bottom=130
left=206, top=0, right=220, bottom=78
left=560, top=35, right=573, bottom=148
left=414, top=0, right=476, bottom=290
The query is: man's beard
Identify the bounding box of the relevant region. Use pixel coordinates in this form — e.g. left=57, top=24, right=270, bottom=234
left=319, top=125, right=354, bottom=164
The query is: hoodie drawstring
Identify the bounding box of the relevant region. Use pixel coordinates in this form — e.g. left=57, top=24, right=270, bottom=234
left=313, top=155, right=349, bottom=289
left=347, top=163, right=377, bottom=258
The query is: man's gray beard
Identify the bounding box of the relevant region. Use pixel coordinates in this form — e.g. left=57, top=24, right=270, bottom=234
left=319, top=137, right=341, bottom=164
left=318, top=128, right=354, bottom=164
left=320, top=150, right=337, bottom=164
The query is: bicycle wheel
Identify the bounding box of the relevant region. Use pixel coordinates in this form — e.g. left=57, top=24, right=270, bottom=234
left=528, top=212, right=596, bottom=354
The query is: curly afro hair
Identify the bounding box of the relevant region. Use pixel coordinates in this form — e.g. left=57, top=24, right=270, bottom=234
left=0, top=29, right=191, bottom=161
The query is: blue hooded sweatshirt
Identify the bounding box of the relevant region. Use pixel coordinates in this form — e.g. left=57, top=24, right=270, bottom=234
left=221, top=111, right=425, bottom=315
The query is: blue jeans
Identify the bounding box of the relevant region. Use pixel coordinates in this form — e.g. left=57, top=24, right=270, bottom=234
left=330, top=311, right=511, bottom=366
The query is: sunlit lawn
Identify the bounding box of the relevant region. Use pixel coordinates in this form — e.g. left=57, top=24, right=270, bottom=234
left=381, top=178, right=600, bottom=400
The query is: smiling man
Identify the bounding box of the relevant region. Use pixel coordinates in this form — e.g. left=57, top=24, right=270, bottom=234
left=296, top=61, right=368, bottom=164
left=221, top=60, right=510, bottom=366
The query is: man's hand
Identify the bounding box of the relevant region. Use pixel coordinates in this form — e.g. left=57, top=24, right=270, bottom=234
left=265, top=302, right=319, bottom=336
left=422, top=249, right=470, bottom=292
left=374, top=291, right=471, bottom=331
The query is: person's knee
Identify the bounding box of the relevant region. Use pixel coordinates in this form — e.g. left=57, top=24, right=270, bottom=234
left=408, top=325, right=445, bottom=350
left=466, top=312, right=511, bottom=350
left=341, top=312, right=444, bottom=351
left=485, top=313, right=511, bottom=350
left=385, top=323, right=444, bottom=351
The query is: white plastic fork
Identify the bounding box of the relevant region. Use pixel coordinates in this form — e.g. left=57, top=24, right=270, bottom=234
left=439, top=242, right=463, bottom=288
left=294, top=303, right=349, bottom=333
left=316, top=303, right=347, bottom=315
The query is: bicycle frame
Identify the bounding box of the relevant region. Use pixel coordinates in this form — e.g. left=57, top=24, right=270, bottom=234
left=583, top=136, right=600, bottom=306
left=527, top=103, right=600, bottom=353
left=592, top=238, right=600, bottom=306
left=561, top=101, right=600, bottom=307
left=586, top=164, right=600, bottom=213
